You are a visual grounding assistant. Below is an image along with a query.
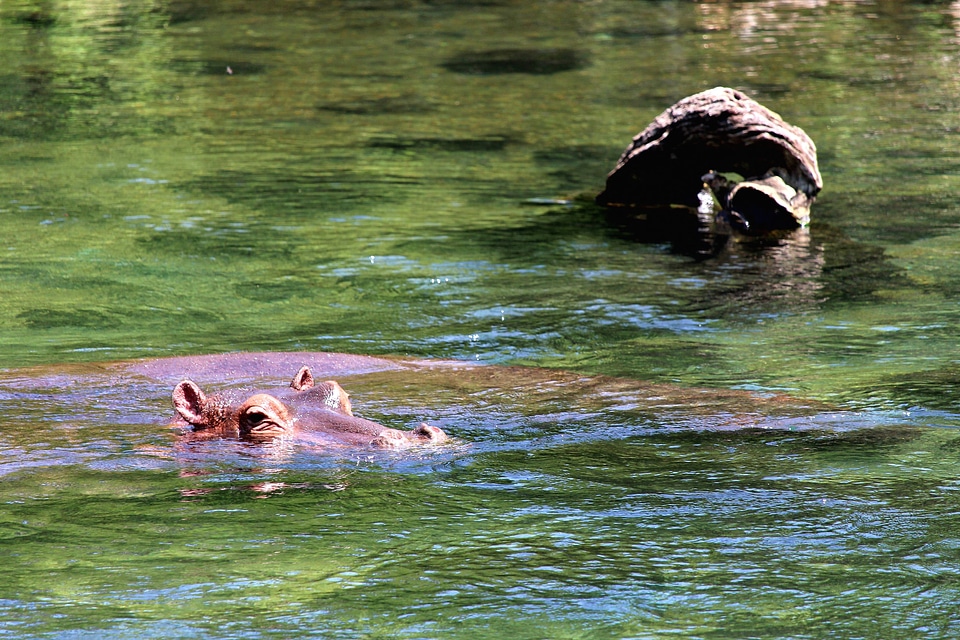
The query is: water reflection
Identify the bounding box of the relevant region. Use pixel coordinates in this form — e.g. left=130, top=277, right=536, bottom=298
left=697, top=0, right=830, bottom=40
left=596, top=197, right=917, bottom=324
left=691, top=226, right=828, bottom=316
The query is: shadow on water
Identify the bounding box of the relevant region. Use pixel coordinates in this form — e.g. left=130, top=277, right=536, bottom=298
left=533, top=144, right=630, bottom=195
left=852, top=368, right=960, bottom=412
left=316, top=94, right=437, bottom=116
left=138, top=219, right=303, bottom=261
left=17, top=308, right=124, bottom=330
left=177, top=167, right=409, bottom=216
left=167, top=59, right=268, bottom=76
left=366, top=134, right=519, bottom=152
left=440, top=48, right=590, bottom=75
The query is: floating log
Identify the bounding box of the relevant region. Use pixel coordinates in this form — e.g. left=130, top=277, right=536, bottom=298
left=597, top=87, right=822, bottom=233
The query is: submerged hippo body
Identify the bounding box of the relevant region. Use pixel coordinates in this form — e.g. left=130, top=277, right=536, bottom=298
left=172, top=365, right=447, bottom=448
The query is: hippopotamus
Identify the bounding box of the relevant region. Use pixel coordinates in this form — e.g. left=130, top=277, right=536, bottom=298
left=172, top=364, right=447, bottom=448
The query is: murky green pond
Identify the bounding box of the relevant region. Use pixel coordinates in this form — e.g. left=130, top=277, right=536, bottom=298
left=3, top=0, right=960, bottom=637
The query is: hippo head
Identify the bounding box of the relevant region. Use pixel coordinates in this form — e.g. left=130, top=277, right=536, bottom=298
left=172, top=365, right=446, bottom=447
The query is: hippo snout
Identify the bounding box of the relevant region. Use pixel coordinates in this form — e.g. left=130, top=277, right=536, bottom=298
left=370, top=423, right=448, bottom=448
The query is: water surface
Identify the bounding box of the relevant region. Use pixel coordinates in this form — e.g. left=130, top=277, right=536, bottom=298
left=2, top=1, right=960, bottom=637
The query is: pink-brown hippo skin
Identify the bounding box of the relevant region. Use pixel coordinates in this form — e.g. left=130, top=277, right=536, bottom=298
left=171, top=365, right=447, bottom=448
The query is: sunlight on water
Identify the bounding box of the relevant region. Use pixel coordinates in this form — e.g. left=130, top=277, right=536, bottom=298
left=2, top=0, right=960, bottom=637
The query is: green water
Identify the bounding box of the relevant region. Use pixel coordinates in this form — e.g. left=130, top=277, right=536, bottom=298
left=3, top=0, right=960, bottom=637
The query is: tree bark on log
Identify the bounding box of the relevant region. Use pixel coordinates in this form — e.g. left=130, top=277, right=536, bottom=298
left=597, top=87, right=822, bottom=231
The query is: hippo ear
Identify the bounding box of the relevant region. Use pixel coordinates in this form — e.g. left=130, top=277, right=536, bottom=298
left=290, top=366, right=314, bottom=391
left=322, top=380, right=354, bottom=416
left=173, top=380, right=208, bottom=426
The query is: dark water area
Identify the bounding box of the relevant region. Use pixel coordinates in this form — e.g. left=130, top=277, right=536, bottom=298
left=3, top=0, right=960, bottom=637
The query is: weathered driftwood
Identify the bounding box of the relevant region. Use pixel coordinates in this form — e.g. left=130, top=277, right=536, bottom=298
left=701, top=169, right=811, bottom=234
left=597, top=87, right=822, bottom=233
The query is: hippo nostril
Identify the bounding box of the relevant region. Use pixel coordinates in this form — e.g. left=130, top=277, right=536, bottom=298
left=414, top=423, right=448, bottom=442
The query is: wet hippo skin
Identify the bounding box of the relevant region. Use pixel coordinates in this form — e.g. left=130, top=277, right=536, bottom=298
left=128, top=351, right=409, bottom=387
